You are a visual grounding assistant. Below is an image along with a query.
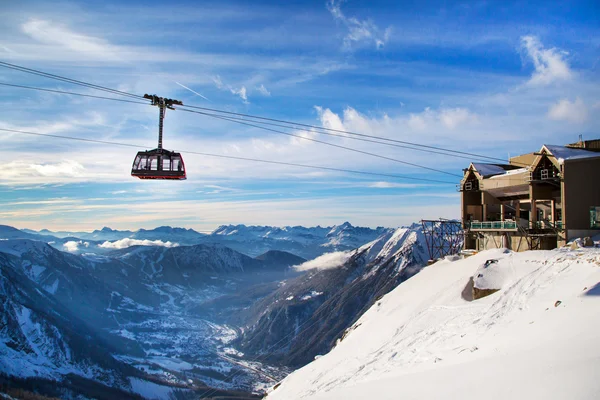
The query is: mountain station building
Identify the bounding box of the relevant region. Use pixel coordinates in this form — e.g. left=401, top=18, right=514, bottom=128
left=461, top=138, right=600, bottom=251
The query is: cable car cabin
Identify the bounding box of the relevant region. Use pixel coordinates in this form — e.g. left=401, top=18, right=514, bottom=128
left=131, top=149, right=186, bottom=180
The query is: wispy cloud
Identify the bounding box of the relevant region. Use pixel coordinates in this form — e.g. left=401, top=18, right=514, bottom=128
left=520, top=35, right=572, bottom=86
left=326, top=0, right=392, bottom=51
left=212, top=75, right=249, bottom=103
left=231, top=86, right=249, bottom=103
left=21, top=19, right=120, bottom=60
left=547, top=98, right=588, bottom=123
left=256, top=84, right=271, bottom=96
left=369, top=182, right=426, bottom=189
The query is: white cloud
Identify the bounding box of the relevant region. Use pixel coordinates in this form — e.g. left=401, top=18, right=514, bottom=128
left=520, top=36, right=572, bottom=86
left=98, top=238, right=179, bottom=249
left=547, top=98, right=588, bottom=123
left=212, top=75, right=249, bottom=103
left=327, top=0, right=392, bottom=51
left=212, top=75, right=224, bottom=89
left=289, top=129, right=319, bottom=146
left=63, top=240, right=89, bottom=252
left=294, top=251, right=352, bottom=271
left=230, top=86, right=249, bottom=103
left=30, top=160, right=86, bottom=177
left=439, top=108, right=479, bottom=129
left=21, top=19, right=120, bottom=61
left=315, top=106, right=346, bottom=132
left=257, top=84, right=271, bottom=96
left=407, top=111, right=429, bottom=131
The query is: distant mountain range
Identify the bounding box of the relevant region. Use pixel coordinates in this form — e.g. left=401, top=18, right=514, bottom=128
left=11, top=222, right=393, bottom=259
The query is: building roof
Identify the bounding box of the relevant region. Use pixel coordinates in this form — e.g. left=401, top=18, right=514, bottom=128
left=543, top=145, right=600, bottom=164
left=471, top=163, right=517, bottom=178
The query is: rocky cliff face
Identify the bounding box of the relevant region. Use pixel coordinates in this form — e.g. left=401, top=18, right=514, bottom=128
left=234, top=226, right=429, bottom=368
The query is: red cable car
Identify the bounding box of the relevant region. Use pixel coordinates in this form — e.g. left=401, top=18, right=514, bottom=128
left=132, top=94, right=187, bottom=180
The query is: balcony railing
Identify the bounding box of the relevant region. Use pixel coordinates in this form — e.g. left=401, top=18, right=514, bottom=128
left=532, top=220, right=564, bottom=230
left=468, top=220, right=564, bottom=231
left=469, top=220, right=517, bottom=231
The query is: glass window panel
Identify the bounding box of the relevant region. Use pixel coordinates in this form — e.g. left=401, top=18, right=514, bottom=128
left=163, top=158, right=172, bottom=171
left=174, top=157, right=182, bottom=172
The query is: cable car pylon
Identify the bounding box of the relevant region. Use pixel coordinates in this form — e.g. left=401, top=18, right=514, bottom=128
left=131, top=94, right=187, bottom=180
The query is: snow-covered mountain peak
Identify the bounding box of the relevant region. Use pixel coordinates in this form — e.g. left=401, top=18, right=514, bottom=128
left=0, top=239, right=54, bottom=257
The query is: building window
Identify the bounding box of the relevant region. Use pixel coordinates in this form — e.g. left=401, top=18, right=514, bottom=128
left=540, top=169, right=549, bottom=180
left=464, top=181, right=472, bottom=191
left=591, top=207, right=600, bottom=228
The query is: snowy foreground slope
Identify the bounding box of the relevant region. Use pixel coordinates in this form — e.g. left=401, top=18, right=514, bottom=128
left=267, top=247, right=600, bottom=400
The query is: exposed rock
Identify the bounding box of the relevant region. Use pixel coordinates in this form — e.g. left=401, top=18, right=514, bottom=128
left=461, top=277, right=474, bottom=301
left=473, top=286, right=499, bottom=300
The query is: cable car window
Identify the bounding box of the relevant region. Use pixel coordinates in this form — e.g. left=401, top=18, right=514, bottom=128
left=163, top=158, right=171, bottom=171
left=149, top=157, right=158, bottom=170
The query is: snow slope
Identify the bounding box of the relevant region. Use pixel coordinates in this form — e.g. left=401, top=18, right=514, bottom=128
left=267, top=247, right=600, bottom=400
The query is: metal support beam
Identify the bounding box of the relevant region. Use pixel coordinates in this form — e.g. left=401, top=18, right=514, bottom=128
left=142, top=94, right=183, bottom=152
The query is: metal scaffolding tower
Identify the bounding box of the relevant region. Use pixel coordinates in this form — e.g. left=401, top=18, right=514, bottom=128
left=421, top=219, right=464, bottom=261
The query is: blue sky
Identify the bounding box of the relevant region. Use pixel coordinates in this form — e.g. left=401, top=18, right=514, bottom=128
left=1, top=0, right=599, bottom=231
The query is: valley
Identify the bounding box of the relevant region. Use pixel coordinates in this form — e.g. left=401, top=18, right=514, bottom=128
left=0, top=222, right=425, bottom=399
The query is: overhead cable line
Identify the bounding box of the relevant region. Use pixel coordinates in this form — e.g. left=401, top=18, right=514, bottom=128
left=0, top=82, right=149, bottom=105
left=177, top=106, right=499, bottom=164
left=180, top=103, right=510, bottom=164
left=178, top=108, right=463, bottom=178
left=0, top=62, right=527, bottom=171
left=0, top=128, right=456, bottom=184
left=0, top=61, right=511, bottom=165
left=0, top=81, right=494, bottom=165
left=0, top=61, right=145, bottom=101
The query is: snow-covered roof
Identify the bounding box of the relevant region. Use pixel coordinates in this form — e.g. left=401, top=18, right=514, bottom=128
left=487, top=167, right=529, bottom=180
left=543, top=145, right=600, bottom=163
left=471, top=163, right=514, bottom=178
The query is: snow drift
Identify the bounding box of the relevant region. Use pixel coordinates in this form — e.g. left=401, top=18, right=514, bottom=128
left=267, top=247, right=600, bottom=400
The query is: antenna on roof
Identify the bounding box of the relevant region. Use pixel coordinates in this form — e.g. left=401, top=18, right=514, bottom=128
left=579, top=134, right=583, bottom=143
